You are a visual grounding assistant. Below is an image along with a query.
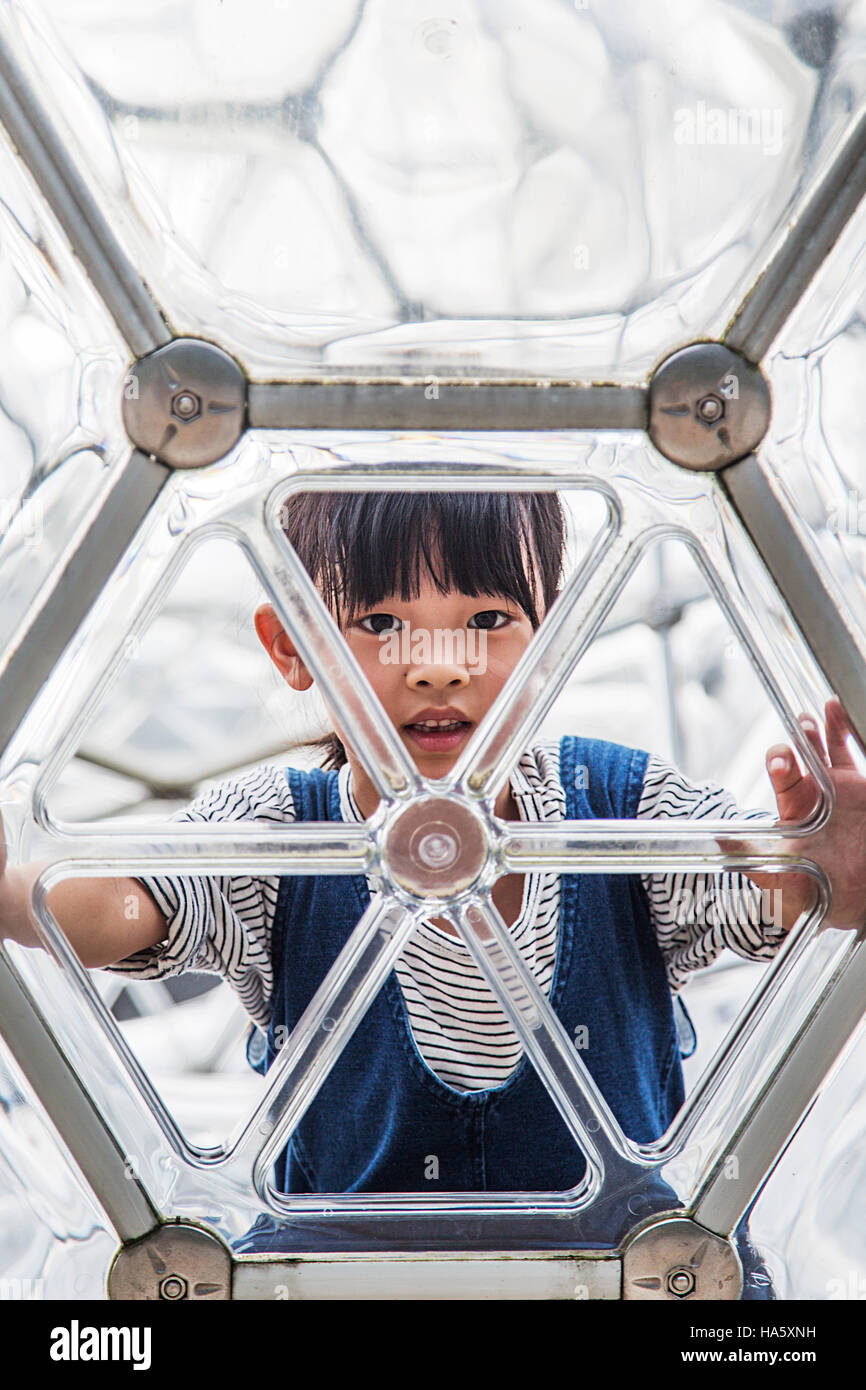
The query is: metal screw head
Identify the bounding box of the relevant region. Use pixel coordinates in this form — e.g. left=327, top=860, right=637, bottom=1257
left=108, top=1221, right=232, bottom=1300
left=622, top=1215, right=743, bottom=1300
left=696, top=393, right=724, bottom=423
left=648, top=342, right=771, bottom=470
left=159, top=1274, right=188, bottom=1300
left=121, top=338, right=246, bottom=468
left=665, top=1266, right=696, bottom=1298
left=171, top=390, right=201, bottom=422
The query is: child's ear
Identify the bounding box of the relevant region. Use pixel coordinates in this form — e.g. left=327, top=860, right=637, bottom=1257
left=254, top=603, right=314, bottom=691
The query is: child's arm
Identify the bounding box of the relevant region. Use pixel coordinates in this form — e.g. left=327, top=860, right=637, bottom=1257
left=0, top=830, right=168, bottom=967
left=637, top=752, right=789, bottom=989
left=641, top=698, right=866, bottom=992
left=721, top=700, right=866, bottom=935
left=6, top=765, right=290, bottom=1037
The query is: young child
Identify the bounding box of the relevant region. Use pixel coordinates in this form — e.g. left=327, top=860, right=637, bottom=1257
left=2, top=491, right=865, bottom=1295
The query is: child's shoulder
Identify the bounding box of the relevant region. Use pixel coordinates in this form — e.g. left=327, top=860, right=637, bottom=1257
left=276, top=758, right=341, bottom=818
left=178, top=760, right=303, bottom=823
left=557, top=731, right=651, bottom=761
left=530, top=732, right=651, bottom=775
left=521, top=735, right=651, bottom=813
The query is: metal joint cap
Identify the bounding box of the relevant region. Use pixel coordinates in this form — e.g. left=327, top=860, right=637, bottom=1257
left=107, top=1221, right=232, bottom=1300
left=122, top=338, right=247, bottom=468
left=622, top=1215, right=743, bottom=1300
left=383, top=797, right=488, bottom=899
left=648, top=342, right=771, bottom=471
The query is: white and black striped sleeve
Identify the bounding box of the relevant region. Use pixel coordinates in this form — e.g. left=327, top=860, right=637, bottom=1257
left=101, top=765, right=295, bottom=1030
left=637, top=753, right=788, bottom=991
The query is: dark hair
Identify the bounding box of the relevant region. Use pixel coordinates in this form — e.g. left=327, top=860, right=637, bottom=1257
left=279, top=491, right=566, bottom=768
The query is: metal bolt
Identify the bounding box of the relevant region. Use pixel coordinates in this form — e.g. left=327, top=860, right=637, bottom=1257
left=696, top=393, right=724, bottom=422
left=648, top=342, right=770, bottom=471
left=159, top=1274, right=188, bottom=1300
left=417, top=831, right=458, bottom=869
left=109, top=1221, right=232, bottom=1301
left=122, top=339, right=245, bottom=468
left=624, top=1217, right=742, bottom=1301
left=665, top=1266, right=696, bottom=1298
left=171, top=390, right=201, bottom=421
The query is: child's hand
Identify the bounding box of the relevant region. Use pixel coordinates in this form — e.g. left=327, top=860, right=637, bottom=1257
left=723, top=700, right=866, bottom=934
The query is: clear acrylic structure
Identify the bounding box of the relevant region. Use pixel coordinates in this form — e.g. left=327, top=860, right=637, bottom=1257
left=0, top=0, right=865, bottom=1300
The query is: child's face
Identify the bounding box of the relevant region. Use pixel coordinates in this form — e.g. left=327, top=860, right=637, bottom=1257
left=256, top=572, right=539, bottom=790
left=339, top=574, right=537, bottom=774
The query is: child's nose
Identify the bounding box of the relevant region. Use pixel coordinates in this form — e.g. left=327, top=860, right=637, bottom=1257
left=405, top=662, right=471, bottom=691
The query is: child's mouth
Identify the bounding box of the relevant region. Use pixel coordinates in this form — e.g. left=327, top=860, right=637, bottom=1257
left=403, top=718, right=473, bottom=752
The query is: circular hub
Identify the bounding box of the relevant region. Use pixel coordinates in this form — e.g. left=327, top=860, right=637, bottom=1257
left=122, top=338, right=246, bottom=468
left=622, top=1216, right=742, bottom=1300
left=108, top=1221, right=231, bottom=1300
left=384, top=797, right=487, bottom=898
left=648, top=342, right=771, bottom=471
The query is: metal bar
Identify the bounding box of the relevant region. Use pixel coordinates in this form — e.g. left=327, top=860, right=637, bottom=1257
left=719, top=454, right=866, bottom=756
left=0, top=32, right=171, bottom=357
left=0, top=452, right=170, bottom=766
left=26, top=879, right=224, bottom=1170
left=227, top=899, right=423, bottom=1189
left=240, top=514, right=420, bottom=801
left=445, top=520, right=644, bottom=801
left=694, top=933, right=866, bottom=1237
left=654, top=548, right=687, bottom=768
left=725, top=105, right=866, bottom=361
left=248, top=381, right=647, bottom=431
left=501, top=823, right=822, bottom=871
left=680, top=522, right=837, bottom=812
left=662, top=876, right=825, bottom=1173
left=0, top=943, right=160, bottom=1241
left=22, top=520, right=250, bottom=813
left=452, top=898, right=642, bottom=1184
left=233, top=1251, right=620, bottom=1299
left=271, top=458, right=621, bottom=489
left=29, top=825, right=372, bottom=883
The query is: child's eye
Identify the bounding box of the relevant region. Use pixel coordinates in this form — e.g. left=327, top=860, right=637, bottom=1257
left=468, top=610, right=510, bottom=630
left=358, top=613, right=403, bottom=635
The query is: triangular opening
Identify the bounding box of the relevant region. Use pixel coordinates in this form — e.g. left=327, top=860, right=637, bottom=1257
left=33, top=533, right=330, bottom=1153
left=481, top=530, right=832, bottom=1168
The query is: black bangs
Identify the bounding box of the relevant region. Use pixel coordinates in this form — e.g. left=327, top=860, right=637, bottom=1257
left=278, top=492, right=565, bottom=629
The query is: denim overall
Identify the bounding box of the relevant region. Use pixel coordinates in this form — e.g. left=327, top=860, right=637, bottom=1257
left=243, top=734, right=773, bottom=1297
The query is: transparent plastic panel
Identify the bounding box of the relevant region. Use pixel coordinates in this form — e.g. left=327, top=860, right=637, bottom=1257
left=89, top=971, right=262, bottom=1153
left=762, top=186, right=866, bottom=660
left=2, top=0, right=862, bottom=380
left=539, top=535, right=797, bottom=797
left=46, top=536, right=318, bottom=810
left=0, top=1031, right=118, bottom=1298
left=0, top=100, right=130, bottom=663
left=746, top=1010, right=866, bottom=1300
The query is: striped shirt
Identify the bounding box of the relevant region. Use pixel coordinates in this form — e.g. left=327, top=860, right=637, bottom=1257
left=108, top=742, right=785, bottom=1092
